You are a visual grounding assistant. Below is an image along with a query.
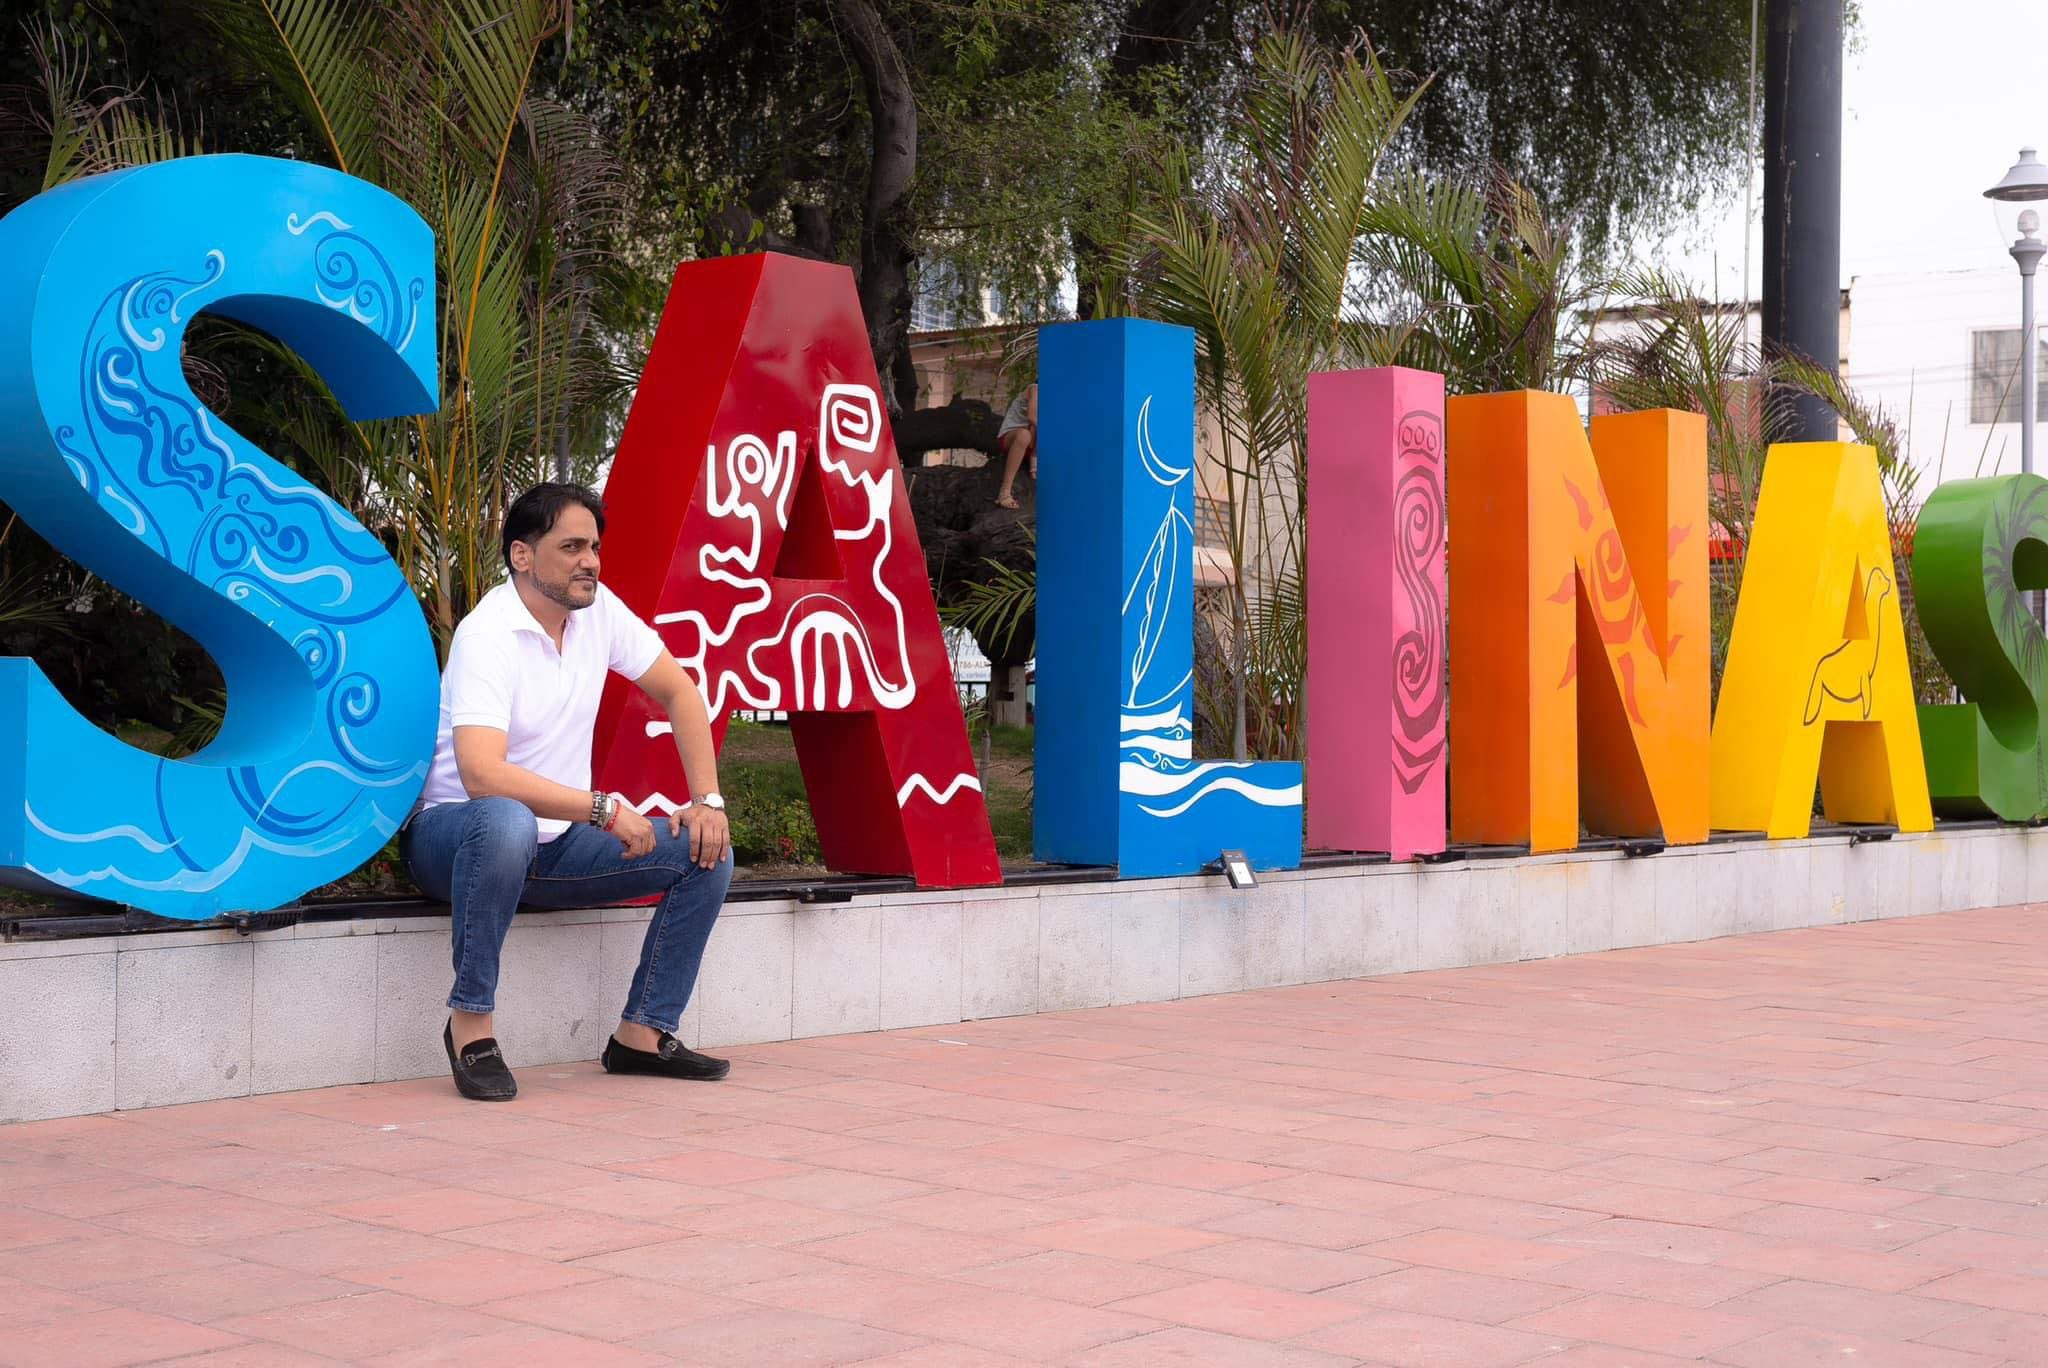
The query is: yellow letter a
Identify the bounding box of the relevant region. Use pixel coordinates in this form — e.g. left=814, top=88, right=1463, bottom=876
left=1711, top=442, right=1933, bottom=836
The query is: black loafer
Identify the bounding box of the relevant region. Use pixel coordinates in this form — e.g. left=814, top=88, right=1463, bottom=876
left=443, top=1019, right=517, bottom=1101
left=601, top=1031, right=730, bottom=1081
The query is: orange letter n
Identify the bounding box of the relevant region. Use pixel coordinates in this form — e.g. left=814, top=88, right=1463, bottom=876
left=1447, top=393, right=1708, bottom=852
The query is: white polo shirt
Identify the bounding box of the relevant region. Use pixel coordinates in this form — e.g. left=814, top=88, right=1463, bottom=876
left=415, top=580, right=665, bottom=841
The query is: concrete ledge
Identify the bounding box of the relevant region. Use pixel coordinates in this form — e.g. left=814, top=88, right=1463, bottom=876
left=2, top=826, right=2039, bottom=1122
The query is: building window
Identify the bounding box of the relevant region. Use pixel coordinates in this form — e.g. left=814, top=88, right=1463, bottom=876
left=1970, top=328, right=2048, bottom=425
left=1194, top=496, right=1231, bottom=549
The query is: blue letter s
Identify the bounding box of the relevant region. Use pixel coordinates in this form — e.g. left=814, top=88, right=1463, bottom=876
left=0, top=155, right=439, bottom=919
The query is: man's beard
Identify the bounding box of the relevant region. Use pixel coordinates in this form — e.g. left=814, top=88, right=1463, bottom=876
left=530, top=568, right=598, bottom=610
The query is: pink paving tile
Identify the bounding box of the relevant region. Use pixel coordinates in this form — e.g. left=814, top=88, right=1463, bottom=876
left=361, top=1323, right=670, bottom=1366
left=973, top=1133, right=1134, bottom=1170
left=146, top=1346, right=338, bottom=1367
left=573, top=1233, right=841, bottom=1289
left=477, top=1274, right=743, bottom=1340
left=0, top=1277, right=103, bottom=1329
left=867, top=1189, right=1071, bottom=1233
left=1093, top=1152, right=1295, bottom=1191
left=1234, top=1171, right=1438, bottom=1214
left=665, top=1194, right=888, bottom=1246
left=322, top=1188, right=558, bottom=1234
left=1377, top=1193, right=1605, bottom=1240
left=1546, top=1216, right=1770, bottom=1265
left=228, top=1222, right=468, bottom=1276
left=924, top=1157, right=1121, bottom=1201
left=1294, top=1307, right=1570, bottom=1367
left=1070, top=1326, right=1358, bottom=1366
left=1014, top=1215, right=1233, bottom=1261
left=1157, top=1237, right=1403, bottom=1293
left=1328, top=1265, right=1585, bottom=1323
left=1515, top=1347, right=1700, bottom=1368
left=796, top=1225, right=1034, bottom=1276
left=99, top=1192, right=333, bottom=1246
left=722, top=1265, right=960, bottom=1328
left=1050, top=1179, right=1272, bottom=1226
left=733, top=1168, right=936, bottom=1210
left=0, top=1306, right=245, bottom=1367
left=538, top=1175, right=747, bottom=1222
left=0, top=1232, right=237, bottom=1290
left=0, top=1207, right=99, bottom=1251
left=1718, top=1276, right=1984, bottom=1340
left=215, top=1290, right=507, bottom=1360
left=889, top=1287, right=1161, bottom=1359
left=94, top=1260, right=368, bottom=1322
left=628, top=1307, right=921, bottom=1365
left=1203, top=1203, right=1425, bottom=1251
left=1921, top=1307, right=2048, bottom=1360
left=1357, top=1228, right=1582, bottom=1279
left=341, top=1245, right=606, bottom=1305
left=10, top=1174, right=195, bottom=1220
left=1918, top=1267, right=2048, bottom=1315
left=1508, top=1290, right=1783, bottom=1357
left=1534, top=1250, right=1780, bottom=1308
left=1726, top=1171, right=1929, bottom=1214
left=1713, top=1325, right=2004, bottom=1368
left=1717, top=1239, right=1961, bottom=1292
left=950, top=1249, right=1203, bottom=1306
left=1105, top=1276, right=1369, bottom=1340
left=1896, top=1227, right=2048, bottom=1274
left=442, top=1210, right=674, bottom=1261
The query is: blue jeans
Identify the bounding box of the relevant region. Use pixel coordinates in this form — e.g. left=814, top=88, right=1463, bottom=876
left=400, top=797, right=732, bottom=1034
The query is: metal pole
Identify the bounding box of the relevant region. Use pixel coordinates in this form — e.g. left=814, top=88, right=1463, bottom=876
left=2021, top=251, right=2039, bottom=479
left=1761, top=0, right=1844, bottom=441
left=2017, top=230, right=2045, bottom=626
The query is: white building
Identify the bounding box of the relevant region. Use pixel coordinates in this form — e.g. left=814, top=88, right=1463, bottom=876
left=1848, top=267, right=2043, bottom=489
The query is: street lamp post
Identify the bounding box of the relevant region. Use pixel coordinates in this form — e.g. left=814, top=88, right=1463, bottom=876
left=1986, top=148, right=2048, bottom=479
left=1986, top=149, right=2048, bottom=626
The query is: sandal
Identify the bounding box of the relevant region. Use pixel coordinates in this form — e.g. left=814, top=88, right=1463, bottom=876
left=996, top=493, right=1020, bottom=510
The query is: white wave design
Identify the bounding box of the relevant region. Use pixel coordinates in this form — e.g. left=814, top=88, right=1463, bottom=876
left=24, top=804, right=180, bottom=854
left=30, top=804, right=393, bottom=896
left=244, top=549, right=353, bottom=606
left=896, top=773, right=983, bottom=807
left=169, top=253, right=225, bottom=324
left=1137, top=775, right=1305, bottom=819
left=286, top=211, right=352, bottom=235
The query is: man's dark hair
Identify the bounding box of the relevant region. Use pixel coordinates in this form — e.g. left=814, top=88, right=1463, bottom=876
left=502, top=482, right=606, bottom=570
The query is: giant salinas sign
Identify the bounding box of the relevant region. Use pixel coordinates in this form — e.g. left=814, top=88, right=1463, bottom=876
left=0, top=156, right=2039, bottom=920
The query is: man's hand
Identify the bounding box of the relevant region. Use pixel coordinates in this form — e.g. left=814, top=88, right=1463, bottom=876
left=609, top=802, right=657, bottom=859
left=670, top=804, right=732, bottom=869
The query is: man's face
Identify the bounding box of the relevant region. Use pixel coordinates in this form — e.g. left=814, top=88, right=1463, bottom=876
left=512, top=504, right=601, bottom=611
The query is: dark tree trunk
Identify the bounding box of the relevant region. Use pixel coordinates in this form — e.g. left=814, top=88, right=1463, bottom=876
left=896, top=399, right=1036, bottom=668
left=830, top=0, right=918, bottom=415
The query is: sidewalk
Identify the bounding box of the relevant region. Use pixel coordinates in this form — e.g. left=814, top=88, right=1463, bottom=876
left=4, top=905, right=2047, bottom=1365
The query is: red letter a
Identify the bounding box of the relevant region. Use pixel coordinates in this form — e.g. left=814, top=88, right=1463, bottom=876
left=593, top=253, right=1001, bottom=887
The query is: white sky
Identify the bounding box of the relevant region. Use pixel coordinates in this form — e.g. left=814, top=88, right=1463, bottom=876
left=1660, top=0, right=2048, bottom=297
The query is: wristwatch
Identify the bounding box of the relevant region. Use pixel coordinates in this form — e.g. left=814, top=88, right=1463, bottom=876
left=683, top=792, right=726, bottom=811
left=590, top=791, right=620, bottom=829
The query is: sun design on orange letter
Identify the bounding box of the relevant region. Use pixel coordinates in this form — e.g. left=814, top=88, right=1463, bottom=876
left=1549, top=474, right=1662, bottom=730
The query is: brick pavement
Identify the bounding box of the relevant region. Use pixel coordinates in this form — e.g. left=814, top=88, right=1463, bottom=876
left=4, top=904, right=2048, bottom=1365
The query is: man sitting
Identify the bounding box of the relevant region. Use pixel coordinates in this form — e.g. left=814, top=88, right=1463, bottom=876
left=401, top=482, right=734, bottom=1102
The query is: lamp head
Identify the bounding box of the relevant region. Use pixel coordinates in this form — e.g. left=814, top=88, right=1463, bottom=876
left=1987, top=147, right=2048, bottom=202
